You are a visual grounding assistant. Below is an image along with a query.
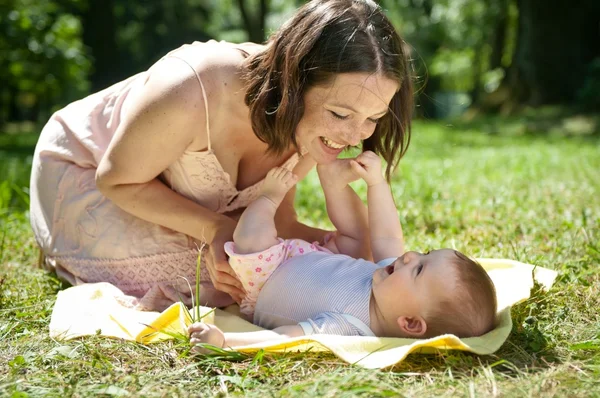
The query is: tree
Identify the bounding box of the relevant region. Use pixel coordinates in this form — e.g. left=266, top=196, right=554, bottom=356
left=237, top=0, right=270, bottom=43
left=381, top=0, right=508, bottom=117
left=0, top=0, right=90, bottom=126
left=80, top=0, right=213, bottom=92
left=81, top=0, right=119, bottom=92
left=505, top=0, right=600, bottom=106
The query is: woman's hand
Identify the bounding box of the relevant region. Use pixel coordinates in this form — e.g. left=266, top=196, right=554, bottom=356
left=203, top=218, right=246, bottom=304
left=189, top=322, right=226, bottom=354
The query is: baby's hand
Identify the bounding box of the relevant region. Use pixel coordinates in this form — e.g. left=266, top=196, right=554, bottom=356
left=350, top=151, right=385, bottom=186
left=188, top=322, right=225, bottom=354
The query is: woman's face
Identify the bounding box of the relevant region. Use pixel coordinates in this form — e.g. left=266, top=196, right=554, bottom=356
left=295, top=72, right=399, bottom=164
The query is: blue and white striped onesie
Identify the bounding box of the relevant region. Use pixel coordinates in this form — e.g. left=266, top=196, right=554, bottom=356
left=253, top=251, right=393, bottom=336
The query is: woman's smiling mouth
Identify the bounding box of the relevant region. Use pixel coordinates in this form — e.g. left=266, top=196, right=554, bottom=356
left=320, top=136, right=346, bottom=149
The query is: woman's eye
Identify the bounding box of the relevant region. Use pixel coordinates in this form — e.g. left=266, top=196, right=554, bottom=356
left=368, top=118, right=381, bottom=124
left=416, top=264, right=424, bottom=275
left=330, top=111, right=348, bottom=120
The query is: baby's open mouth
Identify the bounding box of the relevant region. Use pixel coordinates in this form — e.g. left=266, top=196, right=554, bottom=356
left=385, top=264, right=394, bottom=275
left=320, top=136, right=345, bottom=149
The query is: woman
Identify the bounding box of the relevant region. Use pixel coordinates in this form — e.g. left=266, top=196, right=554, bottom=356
left=29, top=0, right=413, bottom=311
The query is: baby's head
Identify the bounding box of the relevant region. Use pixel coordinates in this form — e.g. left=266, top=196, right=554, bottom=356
left=371, top=249, right=497, bottom=339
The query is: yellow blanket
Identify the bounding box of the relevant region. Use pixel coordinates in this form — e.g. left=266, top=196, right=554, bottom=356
left=49, top=259, right=557, bottom=369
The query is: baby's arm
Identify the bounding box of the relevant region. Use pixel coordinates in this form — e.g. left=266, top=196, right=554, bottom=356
left=188, top=322, right=304, bottom=352
left=317, top=160, right=371, bottom=259
left=350, top=152, right=405, bottom=262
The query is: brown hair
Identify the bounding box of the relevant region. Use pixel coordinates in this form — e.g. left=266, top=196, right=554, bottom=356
left=242, top=0, right=413, bottom=181
left=424, top=251, right=498, bottom=338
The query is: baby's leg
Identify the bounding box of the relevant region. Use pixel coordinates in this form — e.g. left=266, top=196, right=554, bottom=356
left=233, top=167, right=297, bottom=254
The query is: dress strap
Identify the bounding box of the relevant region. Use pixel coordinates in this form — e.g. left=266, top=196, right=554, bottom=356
left=164, top=55, right=212, bottom=151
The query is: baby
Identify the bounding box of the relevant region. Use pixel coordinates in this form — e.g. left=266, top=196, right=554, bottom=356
left=189, top=152, right=497, bottom=350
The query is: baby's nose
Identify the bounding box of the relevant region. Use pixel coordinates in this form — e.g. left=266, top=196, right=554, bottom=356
left=402, top=251, right=419, bottom=264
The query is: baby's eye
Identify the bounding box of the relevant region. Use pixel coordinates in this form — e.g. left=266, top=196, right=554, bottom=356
left=330, top=111, right=349, bottom=120
left=416, top=264, right=424, bottom=275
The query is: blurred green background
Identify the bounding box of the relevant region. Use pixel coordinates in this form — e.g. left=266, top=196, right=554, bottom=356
left=1, top=0, right=599, bottom=130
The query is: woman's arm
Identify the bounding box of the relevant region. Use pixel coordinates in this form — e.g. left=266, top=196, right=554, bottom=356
left=95, top=57, right=244, bottom=300
left=96, top=58, right=220, bottom=241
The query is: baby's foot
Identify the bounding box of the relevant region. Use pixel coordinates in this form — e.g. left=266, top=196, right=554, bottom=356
left=317, top=158, right=359, bottom=190
left=261, top=167, right=298, bottom=207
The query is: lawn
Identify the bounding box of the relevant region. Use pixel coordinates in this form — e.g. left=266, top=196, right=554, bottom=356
left=1, top=119, right=599, bottom=397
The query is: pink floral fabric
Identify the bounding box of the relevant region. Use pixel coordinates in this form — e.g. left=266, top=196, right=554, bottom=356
left=224, top=239, right=331, bottom=316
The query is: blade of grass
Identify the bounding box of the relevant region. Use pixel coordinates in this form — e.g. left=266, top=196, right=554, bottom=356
left=195, top=243, right=205, bottom=322
left=138, top=323, right=189, bottom=343
left=176, top=276, right=195, bottom=323
left=193, top=343, right=248, bottom=361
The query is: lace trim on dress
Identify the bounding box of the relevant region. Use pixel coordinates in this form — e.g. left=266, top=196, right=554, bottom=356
left=51, top=247, right=206, bottom=289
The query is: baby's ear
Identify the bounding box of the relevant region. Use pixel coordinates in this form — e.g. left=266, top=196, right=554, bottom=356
left=397, top=316, right=427, bottom=337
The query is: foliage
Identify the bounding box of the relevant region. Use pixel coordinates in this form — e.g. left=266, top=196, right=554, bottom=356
left=382, top=0, right=516, bottom=94
left=1, top=0, right=598, bottom=126
left=0, top=0, right=90, bottom=124
left=203, top=0, right=299, bottom=43
left=113, top=0, right=212, bottom=75
left=577, top=58, right=600, bottom=110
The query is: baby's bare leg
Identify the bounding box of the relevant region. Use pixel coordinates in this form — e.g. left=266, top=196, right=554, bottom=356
left=233, top=167, right=298, bottom=254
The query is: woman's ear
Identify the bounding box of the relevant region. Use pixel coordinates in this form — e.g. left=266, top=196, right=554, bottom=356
left=397, top=315, right=427, bottom=337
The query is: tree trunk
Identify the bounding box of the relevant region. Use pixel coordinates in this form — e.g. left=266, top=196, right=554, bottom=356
left=507, top=0, right=600, bottom=105
left=82, top=0, right=120, bottom=92
left=489, top=0, right=509, bottom=70
left=237, top=0, right=270, bottom=43
left=470, top=44, right=484, bottom=105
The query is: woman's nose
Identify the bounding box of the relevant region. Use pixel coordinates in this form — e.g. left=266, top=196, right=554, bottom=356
left=342, top=123, right=373, bottom=146
left=342, top=128, right=362, bottom=146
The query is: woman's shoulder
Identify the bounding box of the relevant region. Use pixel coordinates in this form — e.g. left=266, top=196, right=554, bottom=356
left=140, top=41, right=262, bottom=145
left=164, top=40, right=263, bottom=78
left=140, top=41, right=246, bottom=105
left=149, top=40, right=261, bottom=103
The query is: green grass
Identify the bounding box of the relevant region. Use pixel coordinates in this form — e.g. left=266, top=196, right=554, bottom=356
left=1, top=120, right=599, bottom=397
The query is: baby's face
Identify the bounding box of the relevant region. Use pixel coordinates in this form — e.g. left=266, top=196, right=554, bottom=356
left=372, top=249, right=458, bottom=321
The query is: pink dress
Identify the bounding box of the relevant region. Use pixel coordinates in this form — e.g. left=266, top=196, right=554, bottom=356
left=29, top=41, right=299, bottom=311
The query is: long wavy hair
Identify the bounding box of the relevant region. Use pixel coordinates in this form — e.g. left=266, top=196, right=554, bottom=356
left=242, top=0, right=414, bottom=181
